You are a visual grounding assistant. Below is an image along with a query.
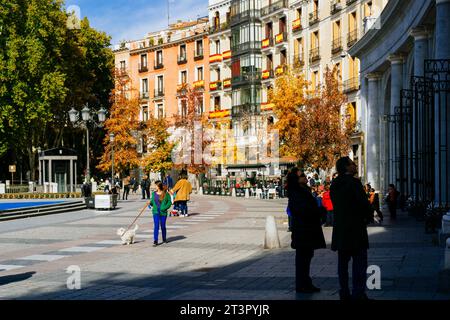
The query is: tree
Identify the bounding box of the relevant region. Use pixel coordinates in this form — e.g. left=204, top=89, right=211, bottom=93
left=96, top=69, right=140, bottom=176
left=0, top=0, right=114, bottom=182
left=141, top=116, right=174, bottom=177
left=172, top=84, right=214, bottom=178
left=270, top=65, right=352, bottom=171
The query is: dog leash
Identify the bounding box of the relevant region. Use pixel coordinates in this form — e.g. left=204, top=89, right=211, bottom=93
left=121, top=202, right=149, bottom=237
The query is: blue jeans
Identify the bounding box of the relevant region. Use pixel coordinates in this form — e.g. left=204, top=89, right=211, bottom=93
left=337, top=249, right=368, bottom=298
left=153, top=214, right=167, bottom=242
left=178, top=201, right=188, bottom=215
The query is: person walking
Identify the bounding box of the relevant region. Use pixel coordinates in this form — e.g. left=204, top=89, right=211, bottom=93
left=287, top=167, right=326, bottom=294
left=369, top=188, right=383, bottom=222
left=385, top=184, right=400, bottom=220
left=148, top=181, right=172, bottom=246
left=140, top=175, right=148, bottom=200
left=171, top=172, right=192, bottom=217
left=330, top=156, right=374, bottom=300
left=163, top=173, right=174, bottom=190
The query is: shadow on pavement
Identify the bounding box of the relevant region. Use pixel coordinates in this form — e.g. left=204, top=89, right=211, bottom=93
left=0, top=271, right=36, bottom=286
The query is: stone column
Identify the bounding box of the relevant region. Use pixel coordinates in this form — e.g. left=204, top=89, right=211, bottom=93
left=435, top=0, right=450, bottom=60
left=70, top=159, right=74, bottom=193
left=410, top=27, right=429, bottom=77
left=366, top=72, right=382, bottom=191
left=435, top=0, right=450, bottom=206
left=388, top=54, right=405, bottom=187
left=38, top=159, right=42, bottom=185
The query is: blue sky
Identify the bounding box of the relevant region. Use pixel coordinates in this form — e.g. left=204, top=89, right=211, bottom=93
left=65, top=0, right=209, bottom=45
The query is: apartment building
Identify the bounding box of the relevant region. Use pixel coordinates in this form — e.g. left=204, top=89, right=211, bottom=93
left=287, top=0, right=387, bottom=178
left=113, top=18, right=210, bottom=155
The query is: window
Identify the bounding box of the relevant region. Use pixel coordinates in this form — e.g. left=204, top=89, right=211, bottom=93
left=216, top=68, right=221, bottom=81
left=364, top=1, right=373, bottom=17
left=197, top=96, right=204, bottom=114
left=157, top=75, right=164, bottom=92
left=280, top=49, right=287, bottom=65
left=142, top=136, right=148, bottom=153
left=120, top=60, right=126, bottom=71
left=143, top=106, right=149, bottom=121
left=296, top=8, right=302, bottom=20
left=196, top=40, right=203, bottom=56
left=142, top=79, right=148, bottom=93
left=214, top=11, right=220, bottom=29
left=312, top=31, right=319, bottom=49
left=181, top=99, right=187, bottom=117
left=214, top=96, right=221, bottom=111
left=215, top=40, right=221, bottom=54
left=333, top=20, right=341, bottom=41
left=180, top=70, right=187, bottom=84
left=157, top=104, right=164, bottom=119
left=311, top=70, right=319, bottom=91
left=141, top=54, right=147, bottom=67
left=180, top=44, right=186, bottom=59
left=156, top=50, right=163, bottom=65
left=197, top=67, right=204, bottom=81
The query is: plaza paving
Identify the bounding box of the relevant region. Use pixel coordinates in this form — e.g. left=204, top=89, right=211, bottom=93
left=0, top=192, right=448, bottom=300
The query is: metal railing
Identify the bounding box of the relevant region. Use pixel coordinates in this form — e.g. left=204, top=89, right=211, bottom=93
left=154, top=88, right=164, bottom=98
left=332, top=37, right=343, bottom=54
left=138, top=63, right=148, bottom=73
left=309, top=47, right=320, bottom=63
left=141, top=91, right=149, bottom=99
left=177, top=54, right=187, bottom=64
left=330, top=1, right=343, bottom=15
left=194, top=49, right=204, bottom=60
left=293, top=53, right=305, bottom=67
left=309, top=10, right=319, bottom=26
left=261, top=0, right=289, bottom=17
left=347, top=29, right=358, bottom=47
left=343, top=77, right=360, bottom=93
left=154, top=61, right=164, bottom=69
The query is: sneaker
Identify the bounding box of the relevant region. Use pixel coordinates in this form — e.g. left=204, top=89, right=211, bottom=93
left=153, top=241, right=158, bottom=247
left=185, top=213, right=189, bottom=217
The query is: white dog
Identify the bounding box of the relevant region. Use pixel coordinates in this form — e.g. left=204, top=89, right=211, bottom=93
left=116, top=224, right=139, bottom=245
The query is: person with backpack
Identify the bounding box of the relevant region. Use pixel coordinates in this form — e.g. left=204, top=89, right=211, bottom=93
left=148, top=181, right=172, bottom=246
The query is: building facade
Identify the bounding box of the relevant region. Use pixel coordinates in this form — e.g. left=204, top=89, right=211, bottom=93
left=349, top=0, right=450, bottom=207
left=113, top=19, right=211, bottom=150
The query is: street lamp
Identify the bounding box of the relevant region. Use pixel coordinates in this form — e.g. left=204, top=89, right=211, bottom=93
left=109, top=133, right=115, bottom=186
left=69, top=104, right=107, bottom=182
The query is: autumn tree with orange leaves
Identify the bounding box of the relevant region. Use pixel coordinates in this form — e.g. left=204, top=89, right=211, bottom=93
left=141, top=116, right=174, bottom=177
left=269, top=65, right=352, bottom=171
left=97, top=69, right=141, bottom=175
left=172, top=84, right=214, bottom=177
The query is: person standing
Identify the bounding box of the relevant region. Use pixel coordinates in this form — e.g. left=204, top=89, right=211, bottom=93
left=163, top=173, right=174, bottom=190
left=385, top=184, right=399, bottom=220
left=122, top=175, right=131, bottom=200
left=369, top=188, right=383, bottom=222
left=330, top=156, right=374, bottom=300
left=171, top=172, right=192, bottom=217
left=148, top=181, right=172, bottom=246
left=287, top=167, right=326, bottom=294
left=140, top=175, right=148, bottom=200
left=321, top=184, right=334, bottom=227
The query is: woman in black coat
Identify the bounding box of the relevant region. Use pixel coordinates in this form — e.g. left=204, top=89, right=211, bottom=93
left=287, top=168, right=326, bottom=293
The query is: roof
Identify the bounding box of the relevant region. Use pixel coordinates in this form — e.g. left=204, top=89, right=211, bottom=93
left=39, top=147, right=78, bottom=157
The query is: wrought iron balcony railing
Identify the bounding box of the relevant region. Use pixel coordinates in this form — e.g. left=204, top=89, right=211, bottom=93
left=343, top=77, right=360, bottom=93
left=330, top=1, right=343, bottom=15
left=154, top=61, right=164, bottom=70
left=309, top=10, right=319, bottom=26
left=309, top=47, right=320, bottom=63
left=177, top=55, right=187, bottom=65
left=347, top=29, right=358, bottom=47
left=293, top=53, right=305, bottom=67
left=332, top=37, right=343, bottom=55
left=154, top=88, right=165, bottom=98
left=260, top=0, right=289, bottom=17
left=138, top=63, right=148, bottom=73
left=194, top=49, right=204, bottom=61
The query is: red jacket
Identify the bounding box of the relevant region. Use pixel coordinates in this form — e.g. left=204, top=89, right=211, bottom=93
left=322, top=191, right=334, bottom=211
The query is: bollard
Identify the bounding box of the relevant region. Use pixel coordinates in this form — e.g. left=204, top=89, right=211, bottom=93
left=198, top=187, right=203, bottom=195
left=0, top=183, right=5, bottom=194
left=245, top=188, right=250, bottom=199
left=231, top=188, right=236, bottom=197
left=264, top=215, right=281, bottom=249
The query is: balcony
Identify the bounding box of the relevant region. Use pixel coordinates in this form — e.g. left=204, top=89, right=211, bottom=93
left=223, top=78, right=232, bottom=90
left=260, top=0, right=289, bottom=18
left=209, top=80, right=222, bottom=92
left=346, top=0, right=357, bottom=5
left=292, top=18, right=303, bottom=33
left=347, top=29, right=358, bottom=47
left=309, top=10, right=319, bottom=26
left=209, top=53, right=223, bottom=64
left=275, top=32, right=288, bottom=46
left=138, top=63, right=148, bottom=73
left=154, top=61, right=164, bottom=70
left=194, top=49, right=204, bottom=61
left=231, top=103, right=261, bottom=117
left=309, top=47, right=320, bottom=63
left=331, top=37, right=343, bottom=55
left=262, top=69, right=274, bottom=80
left=330, top=1, right=343, bottom=15
left=177, top=55, right=187, bottom=65
left=193, top=80, right=205, bottom=90
left=293, top=53, right=305, bottom=67
left=140, top=92, right=149, bottom=100
left=232, top=70, right=262, bottom=85
left=209, top=109, right=231, bottom=119
left=154, top=88, right=164, bottom=99
left=343, top=77, right=360, bottom=93
left=261, top=37, right=274, bottom=50
left=230, top=9, right=260, bottom=26
left=232, top=41, right=261, bottom=54
left=275, top=65, right=287, bottom=76
left=209, top=21, right=230, bottom=34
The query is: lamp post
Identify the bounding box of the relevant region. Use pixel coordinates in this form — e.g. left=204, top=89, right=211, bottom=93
left=110, top=133, right=115, bottom=186
left=69, top=104, right=107, bottom=183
